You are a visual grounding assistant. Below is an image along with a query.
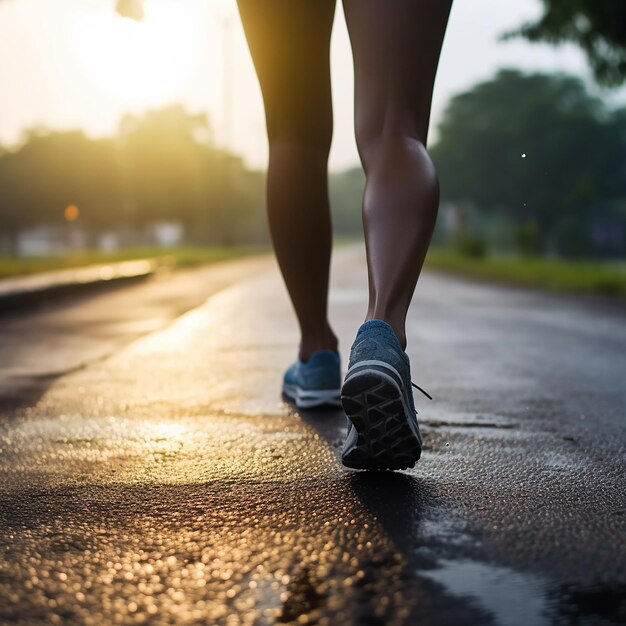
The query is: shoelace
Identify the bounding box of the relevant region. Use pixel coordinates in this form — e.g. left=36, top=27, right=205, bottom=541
left=411, top=381, right=432, bottom=401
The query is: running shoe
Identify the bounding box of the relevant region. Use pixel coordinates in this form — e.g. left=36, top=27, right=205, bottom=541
left=282, top=349, right=342, bottom=409
left=341, top=320, right=431, bottom=470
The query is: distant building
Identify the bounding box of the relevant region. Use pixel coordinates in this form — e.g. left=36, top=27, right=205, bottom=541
left=18, top=226, right=86, bottom=257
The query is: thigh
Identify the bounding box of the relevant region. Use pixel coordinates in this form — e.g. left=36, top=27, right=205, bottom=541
left=237, top=0, right=336, bottom=145
left=342, top=0, right=452, bottom=144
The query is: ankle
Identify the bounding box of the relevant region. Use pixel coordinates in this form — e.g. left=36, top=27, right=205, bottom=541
left=299, top=325, right=338, bottom=361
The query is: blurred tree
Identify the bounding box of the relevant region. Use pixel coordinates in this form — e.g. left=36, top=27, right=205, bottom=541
left=431, top=69, right=626, bottom=253
left=0, top=150, right=26, bottom=254
left=452, top=231, right=488, bottom=259
left=330, top=167, right=365, bottom=236
left=505, top=1, right=626, bottom=87
left=553, top=217, right=592, bottom=258
left=0, top=105, right=269, bottom=252
left=512, top=221, right=542, bottom=257
left=0, top=130, right=123, bottom=251
left=119, top=105, right=214, bottom=236
left=119, top=104, right=266, bottom=244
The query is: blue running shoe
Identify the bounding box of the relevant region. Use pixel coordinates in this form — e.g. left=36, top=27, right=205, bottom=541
left=282, top=350, right=342, bottom=409
left=341, top=320, right=431, bottom=470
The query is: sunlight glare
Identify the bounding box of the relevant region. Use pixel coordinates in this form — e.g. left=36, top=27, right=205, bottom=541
left=70, top=2, right=202, bottom=109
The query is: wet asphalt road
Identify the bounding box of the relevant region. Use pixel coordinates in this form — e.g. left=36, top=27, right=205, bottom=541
left=0, top=246, right=625, bottom=626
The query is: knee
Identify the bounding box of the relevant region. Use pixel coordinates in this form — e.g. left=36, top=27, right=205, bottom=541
left=266, top=109, right=333, bottom=155
left=355, top=127, right=431, bottom=176
left=354, top=107, right=431, bottom=171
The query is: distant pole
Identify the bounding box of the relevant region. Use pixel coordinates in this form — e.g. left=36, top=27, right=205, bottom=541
left=214, top=13, right=236, bottom=244
left=216, top=14, right=235, bottom=152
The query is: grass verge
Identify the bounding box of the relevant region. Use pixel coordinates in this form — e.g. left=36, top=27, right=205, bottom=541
left=0, top=245, right=268, bottom=280
left=4, top=245, right=625, bottom=300
left=424, top=250, right=626, bottom=299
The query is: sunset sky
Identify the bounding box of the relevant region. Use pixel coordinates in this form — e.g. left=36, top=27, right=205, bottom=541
left=1, top=0, right=625, bottom=170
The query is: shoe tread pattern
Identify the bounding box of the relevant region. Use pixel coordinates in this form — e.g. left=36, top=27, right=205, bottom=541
left=341, top=372, right=421, bottom=471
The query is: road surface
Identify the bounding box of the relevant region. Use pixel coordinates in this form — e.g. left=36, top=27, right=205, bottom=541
left=1, top=247, right=625, bottom=625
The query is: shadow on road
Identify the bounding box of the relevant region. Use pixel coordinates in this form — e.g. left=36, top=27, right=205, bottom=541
left=292, top=401, right=439, bottom=568
left=289, top=402, right=626, bottom=626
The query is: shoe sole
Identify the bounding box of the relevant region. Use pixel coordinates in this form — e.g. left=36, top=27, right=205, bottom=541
left=341, top=361, right=422, bottom=471
left=282, top=383, right=342, bottom=409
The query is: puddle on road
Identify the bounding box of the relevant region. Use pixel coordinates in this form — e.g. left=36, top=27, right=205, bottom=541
left=422, top=559, right=549, bottom=626
left=411, top=498, right=625, bottom=626
left=420, top=559, right=626, bottom=626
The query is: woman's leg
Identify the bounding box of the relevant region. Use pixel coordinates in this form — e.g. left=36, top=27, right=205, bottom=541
left=237, top=0, right=338, bottom=361
left=342, top=0, right=453, bottom=349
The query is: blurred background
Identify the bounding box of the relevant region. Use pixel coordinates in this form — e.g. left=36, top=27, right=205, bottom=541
left=0, top=0, right=625, bottom=292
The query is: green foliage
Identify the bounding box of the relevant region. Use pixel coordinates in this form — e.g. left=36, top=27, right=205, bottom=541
left=452, top=231, right=488, bottom=259
left=431, top=69, right=626, bottom=258
left=0, top=105, right=267, bottom=251
left=425, top=250, right=626, bottom=299
left=553, top=217, right=592, bottom=259
left=505, top=1, right=626, bottom=87
left=0, top=130, right=123, bottom=253
left=0, top=245, right=266, bottom=279
left=119, top=107, right=212, bottom=228
left=512, top=221, right=542, bottom=256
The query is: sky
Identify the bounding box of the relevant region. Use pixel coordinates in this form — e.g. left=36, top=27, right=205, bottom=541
left=1, top=0, right=625, bottom=171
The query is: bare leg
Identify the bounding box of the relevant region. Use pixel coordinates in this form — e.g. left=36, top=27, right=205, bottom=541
left=342, top=0, right=452, bottom=348
left=237, top=0, right=338, bottom=361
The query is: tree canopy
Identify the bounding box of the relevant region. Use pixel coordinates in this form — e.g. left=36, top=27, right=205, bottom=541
left=506, top=0, right=626, bottom=87
left=431, top=69, right=626, bottom=253
left=0, top=106, right=267, bottom=251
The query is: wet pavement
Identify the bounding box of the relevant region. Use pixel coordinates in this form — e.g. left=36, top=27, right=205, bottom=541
left=0, top=246, right=625, bottom=625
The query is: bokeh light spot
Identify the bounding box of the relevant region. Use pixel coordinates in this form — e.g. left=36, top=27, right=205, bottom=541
left=64, top=204, right=80, bottom=221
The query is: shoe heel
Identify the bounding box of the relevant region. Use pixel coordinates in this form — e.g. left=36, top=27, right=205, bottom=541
left=341, top=369, right=421, bottom=470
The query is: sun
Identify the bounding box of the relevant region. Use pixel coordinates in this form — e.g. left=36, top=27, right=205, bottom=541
left=69, top=1, right=203, bottom=109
